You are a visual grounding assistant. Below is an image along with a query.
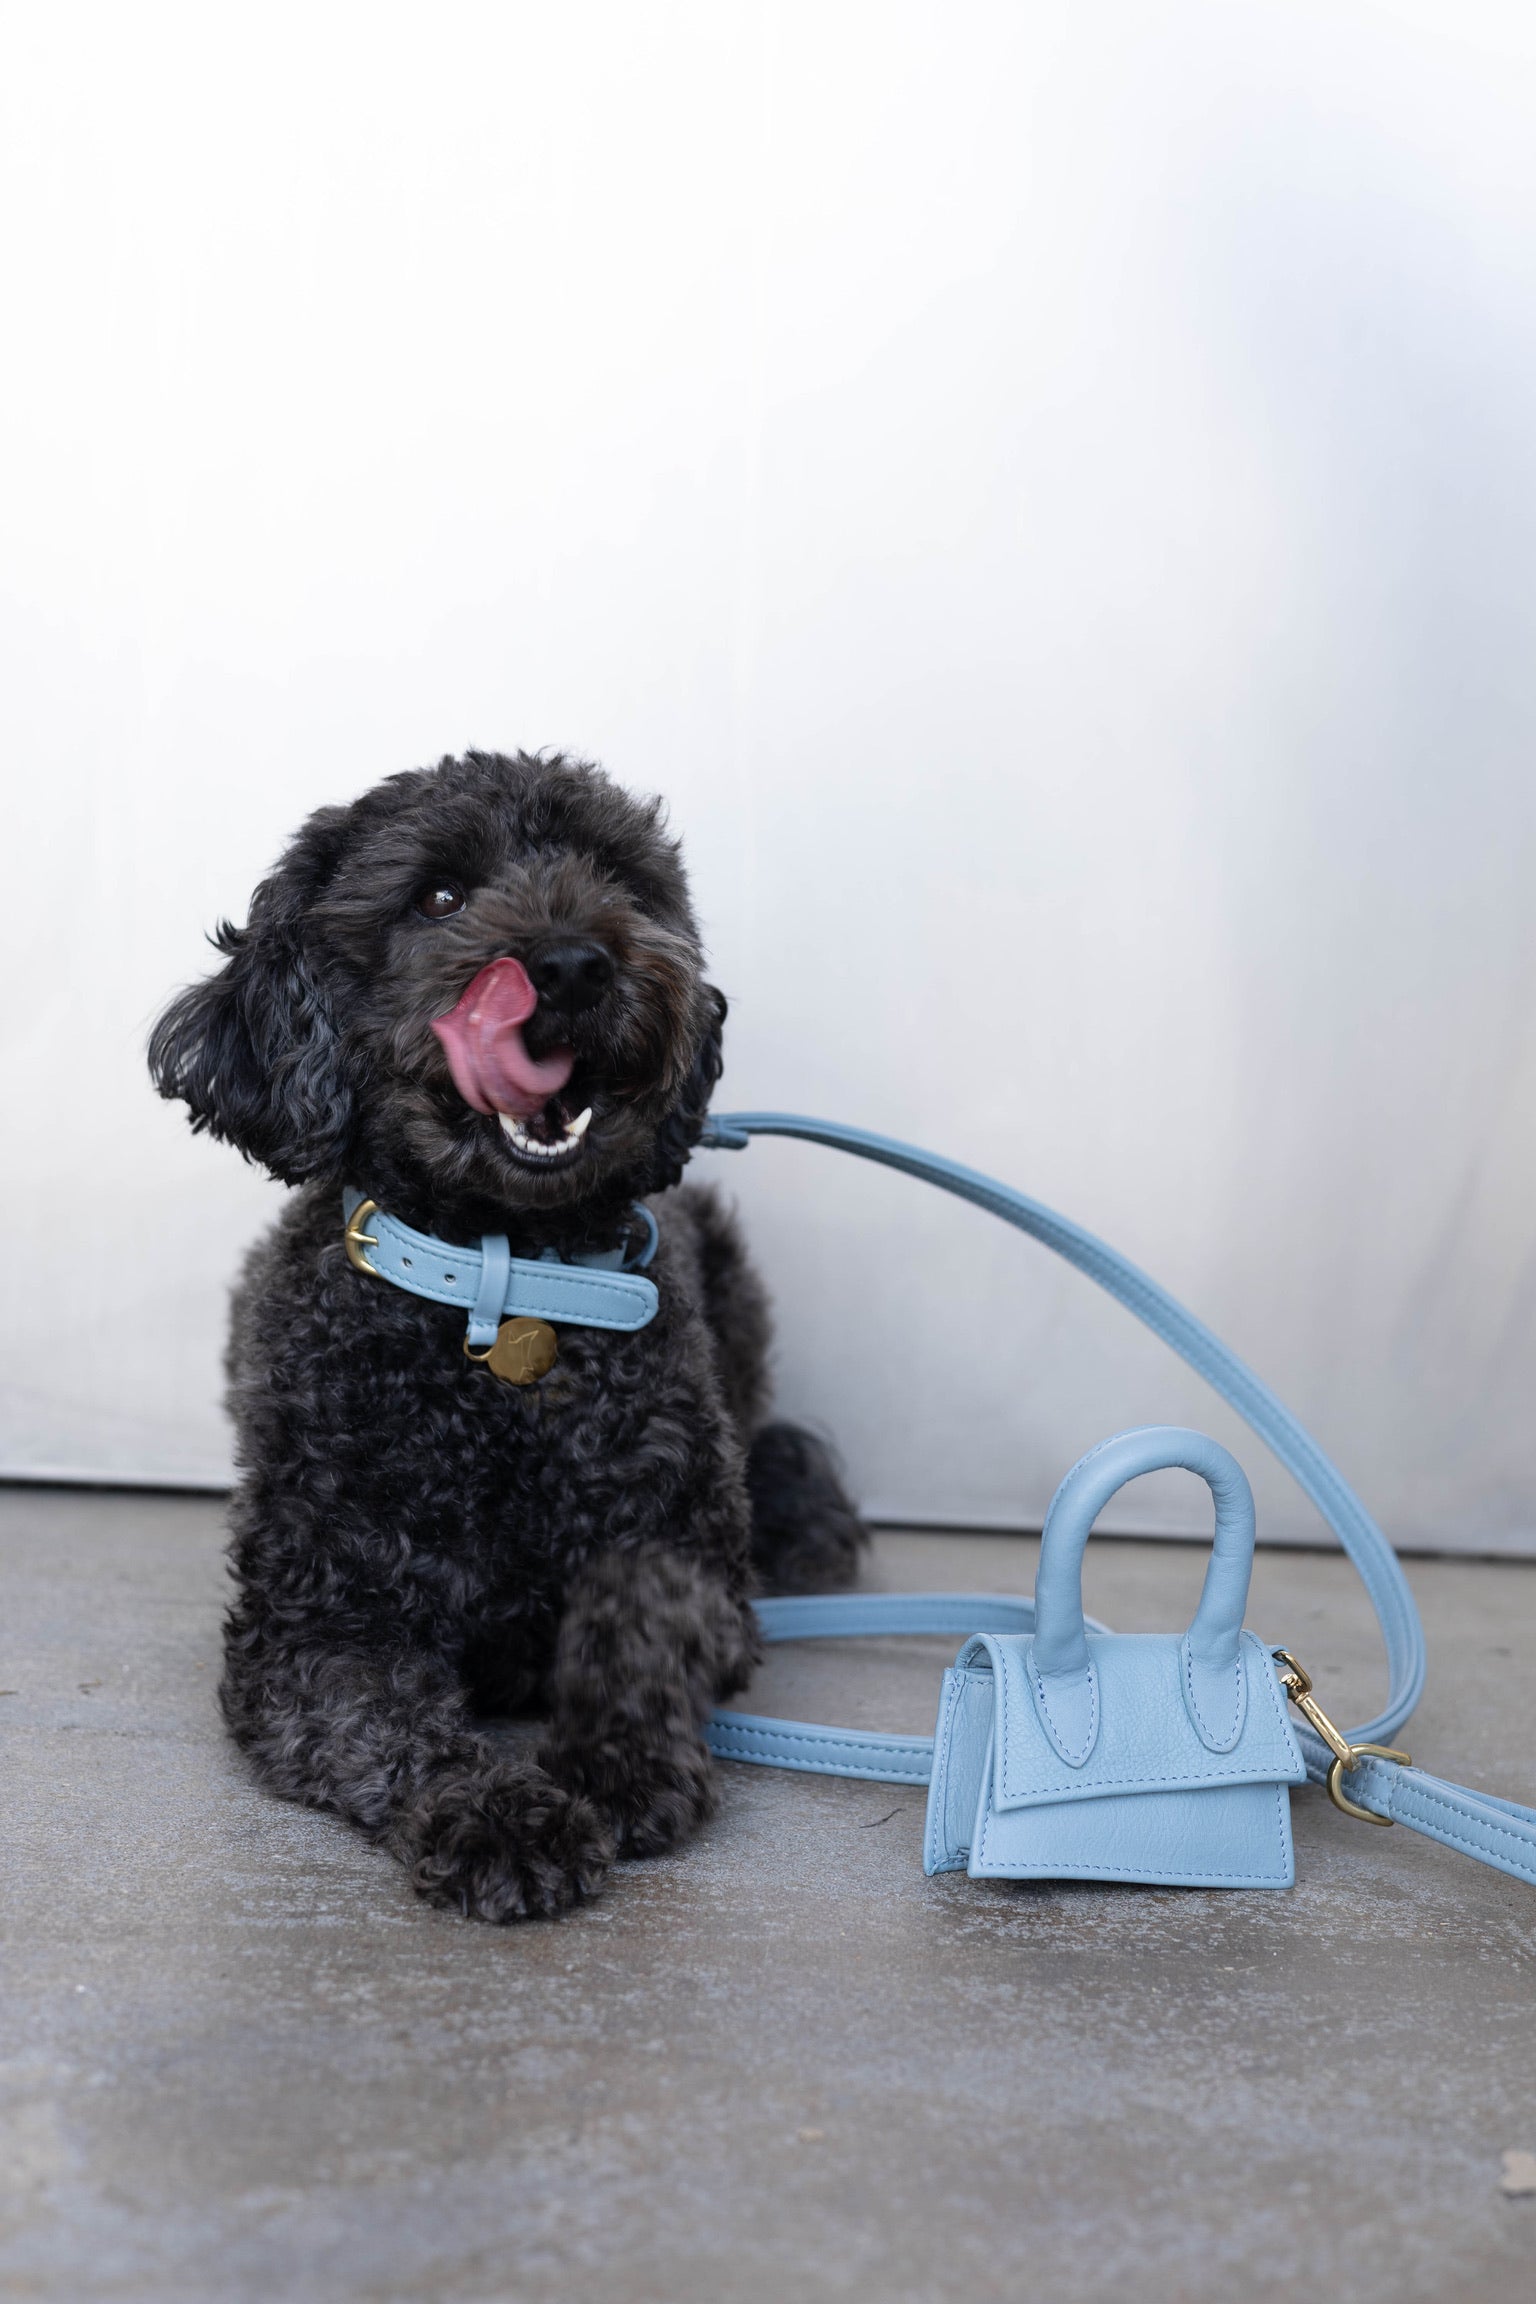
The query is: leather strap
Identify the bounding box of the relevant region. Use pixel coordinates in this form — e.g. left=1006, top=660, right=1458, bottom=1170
left=1338, top=1757, right=1536, bottom=1884
left=707, top=1596, right=1536, bottom=1886
left=708, top=1596, right=1054, bottom=1785
left=698, top=1113, right=1536, bottom=1889
left=340, top=1188, right=659, bottom=1337
left=468, top=1231, right=513, bottom=1349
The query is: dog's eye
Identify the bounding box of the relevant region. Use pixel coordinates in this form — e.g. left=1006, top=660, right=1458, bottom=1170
left=414, top=882, right=466, bottom=920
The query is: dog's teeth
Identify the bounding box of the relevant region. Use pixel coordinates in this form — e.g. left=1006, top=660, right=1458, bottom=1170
left=563, top=1106, right=592, bottom=1141
left=498, top=1108, right=581, bottom=1161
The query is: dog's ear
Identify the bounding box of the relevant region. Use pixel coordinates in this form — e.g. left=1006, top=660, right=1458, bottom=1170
left=148, top=814, right=355, bottom=1186
left=645, top=983, right=727, bottom=1193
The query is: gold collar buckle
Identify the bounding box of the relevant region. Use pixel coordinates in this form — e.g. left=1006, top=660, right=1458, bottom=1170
left=343, top=1198, right=381, bottom=1275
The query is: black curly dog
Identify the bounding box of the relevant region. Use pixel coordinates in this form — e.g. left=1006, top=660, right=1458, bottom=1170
left=149, top=751, right=864, bottom=1920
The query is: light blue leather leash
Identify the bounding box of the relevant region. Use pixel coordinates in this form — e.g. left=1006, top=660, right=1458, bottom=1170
left=698, top=1113, right=1536, bottom=1889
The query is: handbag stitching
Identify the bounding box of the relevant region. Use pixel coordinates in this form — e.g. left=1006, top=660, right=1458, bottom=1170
left=975, top=1778, right=1292, bottom=1882
left=925, top=1674, right=964, bottom=1870
left=1182, top=1639, right=1243, bottom=1751
left=1029, top=1656, right=1099, bottom=1769
left=995, top=1634, right=1298, bottom=1803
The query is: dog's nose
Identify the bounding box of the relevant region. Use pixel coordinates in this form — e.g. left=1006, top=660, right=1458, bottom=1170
left=526, top=941, right=615, bottom=1015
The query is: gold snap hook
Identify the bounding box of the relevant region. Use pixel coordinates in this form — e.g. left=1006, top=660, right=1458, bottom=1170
left=1272, top=1649, right=1355, bottom=1768
left=1272, top=1649, right=1410, bottom=1827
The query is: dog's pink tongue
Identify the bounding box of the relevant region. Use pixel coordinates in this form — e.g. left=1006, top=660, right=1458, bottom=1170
left=431, top=958, right=574, bottom=1119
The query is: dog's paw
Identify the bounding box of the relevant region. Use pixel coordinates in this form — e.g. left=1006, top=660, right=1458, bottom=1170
left=405, top=1761, right=615, bottom=1922
left=543, top=1737, right=716, bottom=1860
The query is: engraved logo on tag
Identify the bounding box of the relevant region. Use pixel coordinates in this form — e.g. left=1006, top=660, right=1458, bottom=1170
left=485, top=1316, right=559, bottom=1386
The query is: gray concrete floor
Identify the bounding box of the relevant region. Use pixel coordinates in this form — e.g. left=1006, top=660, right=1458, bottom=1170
left=2, top=1488, right=1535, bottom=2304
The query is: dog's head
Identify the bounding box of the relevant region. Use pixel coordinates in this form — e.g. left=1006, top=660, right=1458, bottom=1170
left=149, top=752, right=724, bottom=1229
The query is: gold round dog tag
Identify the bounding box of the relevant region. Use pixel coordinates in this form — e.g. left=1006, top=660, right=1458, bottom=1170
left=485, top=1317, right=559, bottom=1386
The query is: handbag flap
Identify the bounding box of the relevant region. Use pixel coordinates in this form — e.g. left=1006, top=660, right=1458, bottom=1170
left=963, top=1630, right=1305, bottom=1811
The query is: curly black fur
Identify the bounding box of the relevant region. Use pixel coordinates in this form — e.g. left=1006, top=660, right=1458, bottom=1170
left=745, top=1424, right=869, bottom=1594
left=150, top=751, right=866, bottom=1920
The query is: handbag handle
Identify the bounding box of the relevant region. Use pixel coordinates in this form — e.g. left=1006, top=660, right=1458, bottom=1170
left=1033, top=1426, right=1256, bottom=1762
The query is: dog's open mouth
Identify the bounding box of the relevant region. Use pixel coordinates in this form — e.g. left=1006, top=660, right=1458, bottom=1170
left=431, top=957, right=603, bottom=1169
left=496, top=1090, right=593, bottom=1164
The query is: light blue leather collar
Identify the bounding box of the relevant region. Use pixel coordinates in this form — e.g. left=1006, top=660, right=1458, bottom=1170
left=340, top=1187, right=659, bottom=1346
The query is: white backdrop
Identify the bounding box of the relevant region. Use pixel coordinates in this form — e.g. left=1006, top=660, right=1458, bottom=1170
left=5, top=1, right=1536, bottom=1551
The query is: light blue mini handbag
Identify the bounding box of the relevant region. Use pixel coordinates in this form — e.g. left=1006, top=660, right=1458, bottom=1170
left=698, top=1113, right=1536, bottom=1894
left=923, top=1426, right=1306, bottom=1888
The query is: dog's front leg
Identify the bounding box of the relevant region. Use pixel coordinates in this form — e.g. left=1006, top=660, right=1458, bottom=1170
left=221, top=1634, right=615, bottom=1920
left=540, top=1548, right=760, bottom=1857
